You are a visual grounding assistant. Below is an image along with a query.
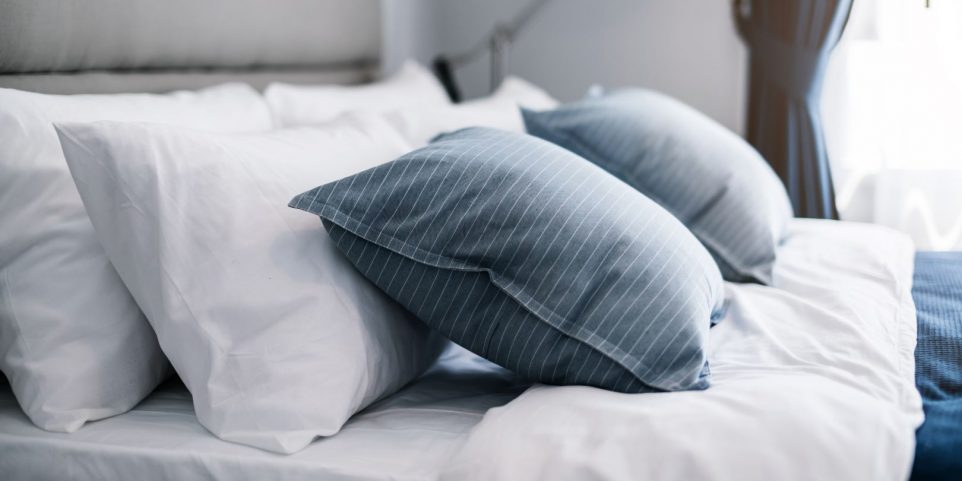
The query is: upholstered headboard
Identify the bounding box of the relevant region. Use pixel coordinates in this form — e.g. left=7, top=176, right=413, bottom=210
left=0, top=0, right=382, bottom=94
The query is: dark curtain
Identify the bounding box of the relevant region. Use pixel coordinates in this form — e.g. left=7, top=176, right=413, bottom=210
left=734, top=0, right=853, bottom=219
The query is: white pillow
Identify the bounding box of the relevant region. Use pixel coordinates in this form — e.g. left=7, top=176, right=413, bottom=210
left=380, top=99, right=522, bottom=147
left=55, top=117, right=444, bottom=454
left=0, top=84, right=273, bottom=433
left=380, top=76, right=562, bottom=147
left=266, top=61, right=451, bottom=127
left=489, top=76, right=560, bottom=111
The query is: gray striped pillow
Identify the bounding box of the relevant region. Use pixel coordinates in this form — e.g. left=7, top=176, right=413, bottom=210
left=290, top=128, right=724, bottom=393
left=523, top=89, right=793, bottom=284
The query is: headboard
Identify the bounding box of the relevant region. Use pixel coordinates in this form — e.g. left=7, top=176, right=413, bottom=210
left=0, top=0, right=382, bottom=94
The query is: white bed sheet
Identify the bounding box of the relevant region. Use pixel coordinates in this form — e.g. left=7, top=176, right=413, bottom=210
left=440, top=219, right=925, bottom=481
left=0, top=344, right=527, bottom=481
left=0, top=220, right=925, bottom=481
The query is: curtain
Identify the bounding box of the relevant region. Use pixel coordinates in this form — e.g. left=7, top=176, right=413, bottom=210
left=735, top=0, right=854, bottom=219
left=821, top=0, right=962, bottom=251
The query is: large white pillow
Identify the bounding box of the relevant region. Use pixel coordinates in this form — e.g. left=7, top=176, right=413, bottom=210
left=381, top=76, right=562, bottom=147
left=489, top=76, right=560, bottom=111
left=265, top=61, right=451, bottom=127
left=55, top=117, right=444, bottom=454
left=0, top=84, right=273, bottom=433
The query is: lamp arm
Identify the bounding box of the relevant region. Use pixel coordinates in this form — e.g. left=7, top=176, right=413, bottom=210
left=433, top=0, right=553, bottom=100
left=502, top=0, right=551, bottom=41
left=449, top=0, right=550, bottom=65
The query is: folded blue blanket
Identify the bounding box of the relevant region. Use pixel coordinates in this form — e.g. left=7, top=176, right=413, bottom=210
left=911, top=252, right=962, bottom=481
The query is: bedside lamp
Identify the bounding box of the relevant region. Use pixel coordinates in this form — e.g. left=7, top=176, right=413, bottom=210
left=432, top=0, right=552, bottom=102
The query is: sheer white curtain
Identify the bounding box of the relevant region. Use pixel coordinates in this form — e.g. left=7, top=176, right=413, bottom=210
left=822, top=0, right=962, bottom=250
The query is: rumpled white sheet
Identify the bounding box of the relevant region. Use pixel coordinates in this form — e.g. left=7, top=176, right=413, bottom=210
left=440, top=219, right=924, bottom=481
left=0, top=220, right=924, bottom=481
left=0, top=344, right=527, bottom=481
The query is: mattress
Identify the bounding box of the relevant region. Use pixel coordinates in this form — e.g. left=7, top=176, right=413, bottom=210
left=0, top=219, right=927, bottom=480
left=911, top=252, right=962, bottom=481
left=0, top=344, right=528, bottom=481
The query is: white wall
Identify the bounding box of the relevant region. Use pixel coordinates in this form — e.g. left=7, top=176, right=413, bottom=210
left=384, top=0, right=749, bottom=134
left=381, top=0, right=437, bottom=76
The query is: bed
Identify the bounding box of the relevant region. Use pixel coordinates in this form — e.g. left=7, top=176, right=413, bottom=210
left=0, top=218, right=952, bottom=481
left=911, top=252, right=962, bottom=480
left=0, top=1, right=960, bottom=480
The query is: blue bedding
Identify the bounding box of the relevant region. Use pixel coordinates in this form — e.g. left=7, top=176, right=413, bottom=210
left=911, top=252, right=962, bottom=481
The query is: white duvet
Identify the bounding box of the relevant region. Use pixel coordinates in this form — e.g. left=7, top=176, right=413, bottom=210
left=440, top=219, right=924, bottom=481
left=0, top=220, right=925, bottom=481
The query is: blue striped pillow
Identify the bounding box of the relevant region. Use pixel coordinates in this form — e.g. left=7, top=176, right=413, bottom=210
left=523, top=89, right=793, bottom=284
left=290, top=128, right=724, bottom=393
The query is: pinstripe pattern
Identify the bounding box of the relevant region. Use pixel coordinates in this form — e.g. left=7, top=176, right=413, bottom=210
left=290, top=128, right=723, bottom=393
left=523, top=89, right=794, bottom=284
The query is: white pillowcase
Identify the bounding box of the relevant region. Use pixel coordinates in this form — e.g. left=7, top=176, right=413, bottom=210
left=266, top=61, right=451, bottom=127
left=379, top=99, right=522, bottom=147
left=0, top=84, right=273, bottom=433
left=56, top=117, right=444, bottom=454
left=489, top=76, right=560, bottom=111
left=381, top=76, right=562, bottom=147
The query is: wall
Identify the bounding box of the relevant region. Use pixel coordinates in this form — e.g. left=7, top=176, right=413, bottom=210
left=381, top=0, right=437, bottom=76
left=384, top=0, right=749, bottom=135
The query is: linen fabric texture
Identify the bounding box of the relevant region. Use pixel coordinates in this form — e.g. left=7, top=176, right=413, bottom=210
left=265, top=61, right=451, bottom=127
left=290, top=127, right=724, bottom=393
left=0, top=83, right=273, bottom=433
left=56, top=117, right=443, bottom=454
left=523, top=89, right=793, bottom=284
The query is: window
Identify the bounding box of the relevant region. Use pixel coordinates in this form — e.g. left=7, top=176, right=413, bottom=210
left=822, top=0, right=962, bottom=249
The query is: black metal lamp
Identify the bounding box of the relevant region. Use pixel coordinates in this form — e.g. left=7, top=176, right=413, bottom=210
left=432, top=0, right=552, bottom=102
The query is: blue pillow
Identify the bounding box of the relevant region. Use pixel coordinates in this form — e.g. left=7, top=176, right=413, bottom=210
left=523, top=89, right=793, bottom=284
left=290, top=128, right=723, bottom=393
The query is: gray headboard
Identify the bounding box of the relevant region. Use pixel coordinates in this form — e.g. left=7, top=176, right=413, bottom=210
left=0, top=0, right=382, bottom=94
